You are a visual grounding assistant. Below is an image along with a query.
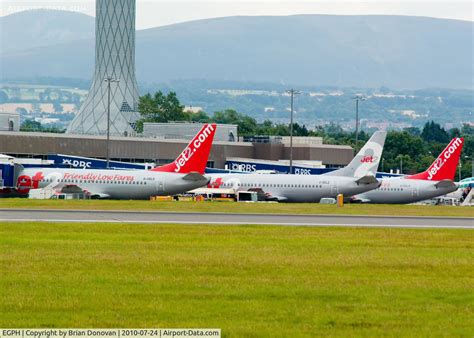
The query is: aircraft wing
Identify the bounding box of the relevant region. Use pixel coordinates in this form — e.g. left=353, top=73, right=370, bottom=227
left=248, top=188, right=287, bottom=202
left=350, top=196, right=372, bottom=203
left=50, top=182, right=110, bottom=199
left=435, top=179, right=457, bottom=189
left=355, top=175, right=379, bottom=185
left=265, top=194, right=288, bottom=202
left=88, top=192, right=111, bottom=199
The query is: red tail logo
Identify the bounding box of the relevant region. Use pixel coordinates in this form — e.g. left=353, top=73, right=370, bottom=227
left=407, top=138, right=464, bottom=181
left=361, top=155, right=377, bottom=163
left=16, top=172, right=44, bottom=193
left=208, top=177, right=224, bottom=188
left=151, top=124, right=217, bottom=174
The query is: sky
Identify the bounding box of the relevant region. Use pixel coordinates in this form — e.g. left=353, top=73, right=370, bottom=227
left=1, top=0, right=472, bottom=29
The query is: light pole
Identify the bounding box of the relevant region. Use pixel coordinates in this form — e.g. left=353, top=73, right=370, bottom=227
left=381, top=158, right=385, bottom=173
left=458, top=161, right=462, bottom=181
left=396, top=155, right=403, bottom=174
left=104, top=77, right=119, bottom=169
left=353, top=95, right=366, bottom=144
left=286, top=88, right=301, bottom=174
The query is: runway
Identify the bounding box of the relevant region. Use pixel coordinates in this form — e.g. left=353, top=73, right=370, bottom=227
left=0, top=209, right=472, bottom=229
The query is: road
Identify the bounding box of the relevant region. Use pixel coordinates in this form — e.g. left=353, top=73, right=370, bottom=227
left=0, top=209, right=472, bottom=229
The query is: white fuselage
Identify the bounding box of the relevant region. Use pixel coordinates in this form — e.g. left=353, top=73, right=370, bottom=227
left=20, top=168, right=208, bottom=199
left=354, top=177, right=458, bottom=204
left=206, top=173, right=380, bottom=202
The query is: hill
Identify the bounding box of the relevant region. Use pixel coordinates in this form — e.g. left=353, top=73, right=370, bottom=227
left=0, top=10, right=473, bottom=89
left=0, top=10, right=95, bottom=53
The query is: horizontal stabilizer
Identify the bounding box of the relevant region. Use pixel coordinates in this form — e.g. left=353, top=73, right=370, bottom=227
left=355, top=175, right=379, bottom=185
left=182, top=172, right=208, bottom=182
left=435, top=179, right=457, bottom=189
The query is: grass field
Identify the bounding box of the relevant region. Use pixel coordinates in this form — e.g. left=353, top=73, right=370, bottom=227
left=1, top=198, right=473, bottom=217
left=1, top=222, right=473, bottom=336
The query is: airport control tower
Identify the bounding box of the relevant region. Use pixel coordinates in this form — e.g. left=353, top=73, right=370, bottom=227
left=67, top=0, right=139, bottom=136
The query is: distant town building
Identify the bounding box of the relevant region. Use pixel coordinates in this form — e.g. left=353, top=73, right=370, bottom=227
left=143, top=122, right=238, bottom=142
left=184, top=106, right=204, bottom=113
left=0, top=110, right=19, bottom=132
left=67, top=0, right=140, bottom=136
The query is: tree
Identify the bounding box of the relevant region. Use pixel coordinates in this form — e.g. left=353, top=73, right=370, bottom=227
left=188, top=111, right=210, bottom=123
left=403, top=127, right=421, bottom=136
left=212, top=109, right=257, bottom=136
left=20, top=120, right=42, bottom=132
left=421, top=121, right=449, bottom=143
left=136, top=91, right=186, bottom=132
left=461, top=123, right=474, bottom=136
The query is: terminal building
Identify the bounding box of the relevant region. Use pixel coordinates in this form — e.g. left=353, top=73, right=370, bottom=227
left=143, top=122, right=238, bottom=142
left=0, top=129, right=353, bottom=170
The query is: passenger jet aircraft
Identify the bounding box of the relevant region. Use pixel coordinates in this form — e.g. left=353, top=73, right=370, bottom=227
left=352, top=137, right=464, bottom=204
left=16, top=124, right=217, bottom=199
left=206, top=131, right=387, bottom=202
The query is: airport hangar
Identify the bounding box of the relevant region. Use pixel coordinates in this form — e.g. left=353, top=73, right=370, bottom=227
left=0, top=127, right=353, bottom=170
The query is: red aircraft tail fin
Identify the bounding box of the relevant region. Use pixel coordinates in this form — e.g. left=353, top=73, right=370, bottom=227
left=150, top=123, right=216, bottom=175
left=407, top=137, right=464, bottom=181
